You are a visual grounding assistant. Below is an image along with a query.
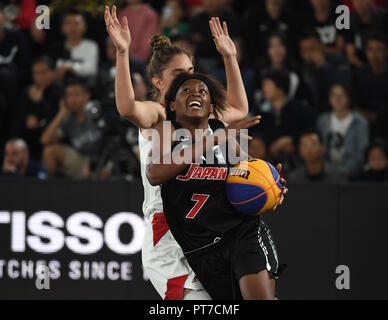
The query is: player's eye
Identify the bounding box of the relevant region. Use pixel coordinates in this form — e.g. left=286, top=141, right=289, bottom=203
left=199, top=89, right=207, bottom=94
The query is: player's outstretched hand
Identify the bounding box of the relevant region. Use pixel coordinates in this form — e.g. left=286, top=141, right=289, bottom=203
left=273, top=163, right=288, bottom=211
left=220, top=115, right=261, bottom=143
left=209, top=17, right=237, bottom=59
left=105, top=5, right=131, bottom=54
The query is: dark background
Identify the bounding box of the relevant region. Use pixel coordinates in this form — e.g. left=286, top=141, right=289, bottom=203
left=0, top=179, right=387, bottom=300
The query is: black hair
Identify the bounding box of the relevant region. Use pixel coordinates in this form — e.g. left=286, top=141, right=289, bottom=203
left=299, top=129, right=323, bottom=144
left=365, top=32, right=388, bottom=48
left=261, top=68, right=290, bottom=95
left=299, top=28, right=320, bottom=43
left=64, top=77, right=90, bottom=93
left=32, top=55, right=55, bottom=70
left=165, top=72, right=227, bottom=122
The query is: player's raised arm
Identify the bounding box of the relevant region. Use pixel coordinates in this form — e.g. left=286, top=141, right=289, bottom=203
left=210, top=17, right=249, bottom=123
left=105, top=6, right=162, bottom=129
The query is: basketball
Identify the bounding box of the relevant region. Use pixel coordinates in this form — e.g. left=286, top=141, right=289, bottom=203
left=226, top=158, right=283, bottom=215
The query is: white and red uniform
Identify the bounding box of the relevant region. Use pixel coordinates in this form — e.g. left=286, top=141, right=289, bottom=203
left=139, top=129, right=210, bottom=300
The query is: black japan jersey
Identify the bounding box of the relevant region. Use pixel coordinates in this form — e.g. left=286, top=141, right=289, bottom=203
left=161, top=119, right=255, bottom=253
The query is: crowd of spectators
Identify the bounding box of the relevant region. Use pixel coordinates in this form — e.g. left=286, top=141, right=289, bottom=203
left=0, top=0, right=387, bottom=183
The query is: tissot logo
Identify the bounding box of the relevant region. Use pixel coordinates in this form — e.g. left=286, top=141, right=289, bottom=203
left=0, top=211, right=146, bottom=255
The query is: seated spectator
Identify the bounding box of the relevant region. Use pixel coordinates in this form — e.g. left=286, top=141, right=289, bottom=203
left=1, top=138, right=47, bottom=179
left=306, top=0, right=346, bottom=55
left=248, top=133, right=268, bottom=161
left=252, top=69, right=315, bottom=174
left=189, top=0, right=240, bottom=72
left=49, top=10, right=99, bottom=82
left=288, top=130, right=347, bottom=183
left=241, top=0, right=299, bottom=66
left=160, top=0, right=189, bottom=38
left=170, top=31, right=196, bottom=57
left=354, top=138, right=388, bottom=182
left=40, top=80, right=103, bottom=179
left=253, top=32, right=308, bottom=111
left=212, top=38, right=255, bottom=106
left=118, top=0, right=160, bottom=62
left=299, top=30, right=351, bottom=112
left=344, top=0, right=387, bottom=68
left=317, top=83, right=369, bottom=176
left=353, top=33, right=388, bottom=131
left=0, top=5, right=31, bottom=159
left=97, top=37, right=147, bottom=111
left=18, top=56, right=62, bottom=160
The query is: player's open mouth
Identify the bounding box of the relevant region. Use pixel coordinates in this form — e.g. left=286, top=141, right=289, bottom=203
left=187, top=100, right=203, bottom=110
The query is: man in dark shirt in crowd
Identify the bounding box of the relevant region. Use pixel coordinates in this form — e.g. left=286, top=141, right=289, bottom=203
left=18, top=56, right=62, bottom=160
left=353, top=33, right=388, bottom=134
left=189, top=0, right=240, bottom=71
left=0, top=5, right=31, bottom=160
left=253, top=69, right=315, bottom=173
left=1, top=138, right=47, bottom=179
left=41, top=80, right=102, bottom=179
left=306, top=0, right=346, bottom=55
left=344, top=0, right=387, bottom=68
left=242, top=0, right=299, bottom=65
left=288, top=130, right=347, bottom=183
left=299, top=30, right=351, bottom=112
left=355, top=138, right=388, bottom=183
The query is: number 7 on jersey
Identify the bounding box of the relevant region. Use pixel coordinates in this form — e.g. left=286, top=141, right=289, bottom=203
left=186, top=194, right=210, bottom=219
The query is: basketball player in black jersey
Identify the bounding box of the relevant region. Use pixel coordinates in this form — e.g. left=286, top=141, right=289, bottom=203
left=147, top=73, right=287, bottom=300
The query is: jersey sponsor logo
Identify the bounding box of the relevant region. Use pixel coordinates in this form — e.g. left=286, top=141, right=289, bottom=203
left=228, top=168, right=250, bottom=180
left=176, top=164, right=228, bottom=182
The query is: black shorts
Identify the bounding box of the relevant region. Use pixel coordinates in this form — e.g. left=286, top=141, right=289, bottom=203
left=185, top=217, right=282, bottom=300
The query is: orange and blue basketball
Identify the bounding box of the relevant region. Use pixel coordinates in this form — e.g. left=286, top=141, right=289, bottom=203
left=226, top=158, right=283, bottom=215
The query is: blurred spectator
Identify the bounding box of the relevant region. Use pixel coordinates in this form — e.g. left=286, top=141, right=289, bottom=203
left=189, top=0, right=240, bottom=72
left=170, top=31, right=196, bottom=57
left=353, top=33, right=388, bottom=130
left=317, top=83, right=369, bottom=176
left=183, top=0, right=204, bottom=17
left=0, top=4, right=31, bottom=159
left=288, top=130, right=347, bottom=183
left=253, top=32, right=307, bottom=110
left=241, top=0, right=299, bottom=66
left=160, top=0, right=189, bottom=38
left=253, top=69, right=315, bottom=173
left=97, top=37, right=147, bottom=111
left=1, top=138, right=47, bottom=179
left=344, top=0, right=388, bottom=68
left=18, top=56, right=62, bottom=160
left=248, top=133, right=268, bottom=161
left=299, top=30, right=351, bottom=112
left=41, top=80, right=103, bottom=179
left=118, top=0, right=160, bottom=62
left=354, top=138, right=388, bottom=182
left=212, top=38, right=255, bottom=106
left=306, top=0, right=346, bottom=54
left=49, top=9, right=99, bottom=82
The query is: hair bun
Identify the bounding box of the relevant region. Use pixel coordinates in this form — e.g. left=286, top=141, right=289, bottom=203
left=150, top=35, right=172, bottom=51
